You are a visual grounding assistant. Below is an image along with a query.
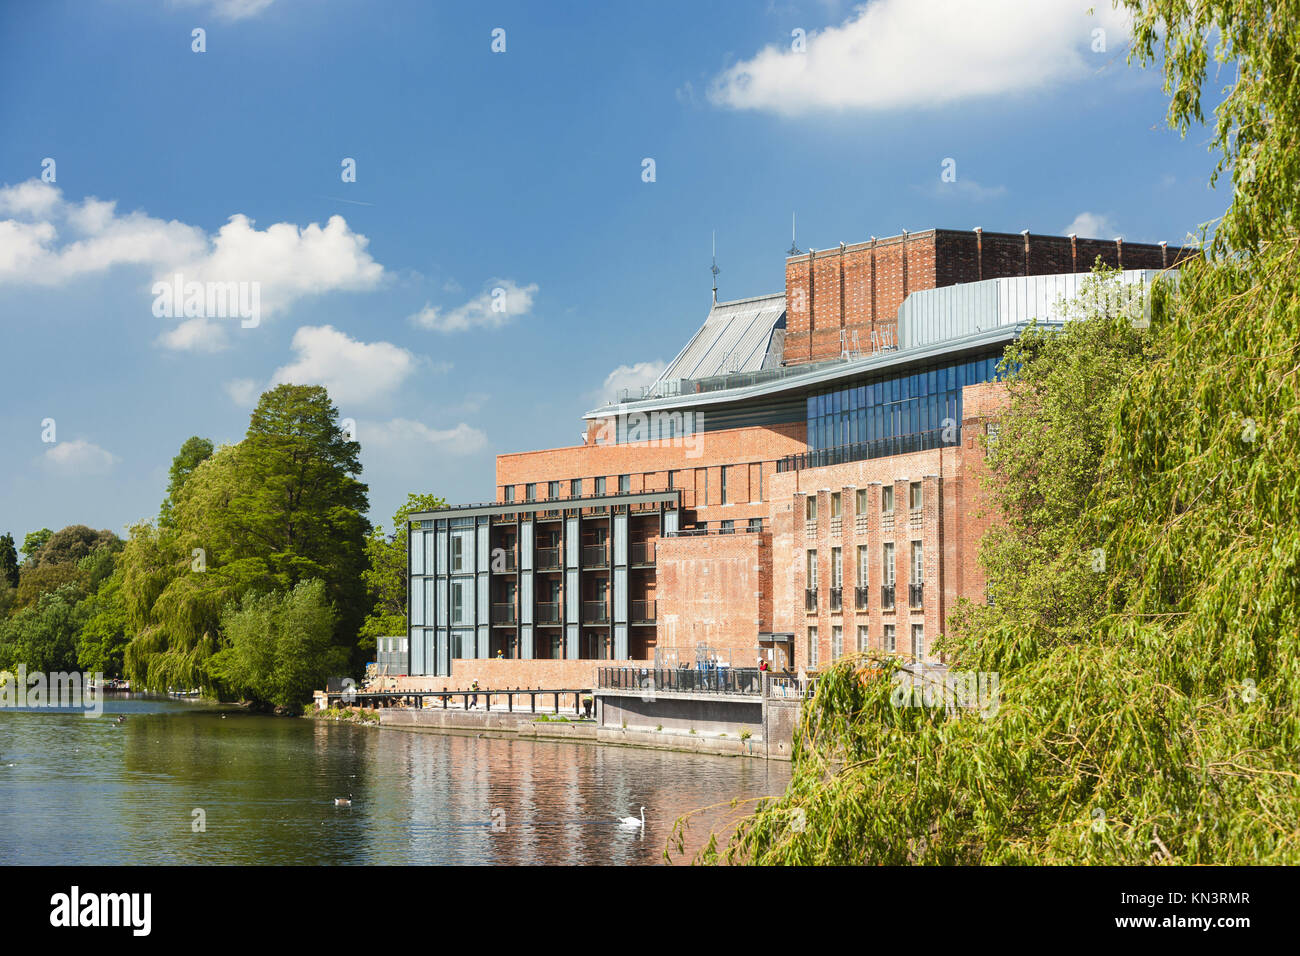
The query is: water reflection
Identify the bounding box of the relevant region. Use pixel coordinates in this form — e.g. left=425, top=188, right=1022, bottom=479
left=0, top=697, right=789, bottom=865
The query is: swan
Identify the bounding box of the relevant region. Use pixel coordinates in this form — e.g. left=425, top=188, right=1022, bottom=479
left=334, top=794, right=352, bottom=807
left=617, top=806, right=645, bottom=829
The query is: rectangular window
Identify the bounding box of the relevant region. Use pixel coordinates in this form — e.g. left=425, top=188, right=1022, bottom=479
left=667, top=470, right=675, bottom=490
left=832, top=625, right=843, bottom=660
left=857, top=545, right=869, bottom=587
left=595, top=477, right=606, bottom=495
left=450, top=580, right=468, bottom=625
left=883, top=543, right=895, bottom=585
left=548, top=481, right=560, bottom=500
left=807, top=627, right=819, bottom=668
left=805, top=496, right=818, bottom=521
left=831, top=548, right=842, bottom=587
left=571, top=478, right=582, bottom=498
left=696, top=522, right=707, bottom=533
left=911, top=624, right=924, bottom=658
left=450, top=531, right=471, bottom=572
left=882, top=485, right=894, bottom=514
left=504, top=486, right=515, bottom=504
left=720, top=467, right=727, bottom=504
left=911, top=541, right=924, bottom=584
left=856, top=488, right=868, bottom=513
left=831, top=492, right=841, bottom=518
left=720, top=520, right=734, bottom=534
left=884, top=624, right=896, bottom=653
left=857, top=626, right=870, bottom=653
left=806, top=550, right=818, bottom=589
left=619, top=474, right=630, bottom=493
left=525, top=483, right=536, bottom=502
left=910, top=481, right=922, bottom=511
left=748, top=518, right=763, bottom=533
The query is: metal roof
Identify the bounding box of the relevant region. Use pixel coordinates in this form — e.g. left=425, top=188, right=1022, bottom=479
left=651, top=292, right=786, bottom=392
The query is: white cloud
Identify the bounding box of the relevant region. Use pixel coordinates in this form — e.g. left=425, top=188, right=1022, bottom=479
left=157, top=317, right=229, bottom=352
left=362, top=418, right=488, bottom=456
left=1063, top=212, right=1122, bottom=239
left=170, top=0, right=276, bottom=21
left=410, top=279, right=539, bottom=333
left=224, top=378, right=261, bottom=406
left=0, top=181, right=386, bottom=349
left=708, top=0, right=1131, bottom=115
left=928, top=178, right=1007, bottom=201
left=41, top=439, right=117, bottom=475
left=598, top=360, right=667, bottom=402
left=269, top=325, right=420, bottom=406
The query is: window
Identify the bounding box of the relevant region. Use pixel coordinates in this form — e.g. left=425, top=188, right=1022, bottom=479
left=858, top=626, right=870, bottom=652
left=805, top=496, right=818, bottom=521
left=450, top=531, right=471, bottom=572
left=525, top=483, right=536, bottom=502
left=831, top=492, right=841, bottom=517
left=595, top=477, right=606, bottom=495
left=548, top=481, right=560, bottom=500
left=571, top=478, right=582, bottom=498
left=882, top=485, right=894, bottom=513
left=831, top=548, right=842, bottom=588
left=619, top=474, right=630, bottom=493
left=450, top=580, right=468, bottom=625
left=696, top=522, right=708, bottom=533
left=720, top=467, right=728, bottom=504
left=667, top=470, right=675, bottom=489
left=504, top=486, right=515, bottom=503
left=910, top=481, right=922, bottom=511
left=832, top=625, right=843, bottom=660
left=748, top=518, right=763, bottom=533
left=856, top=488, right=868, bottom=514
left=884, top=624, right=896, bottom=653
left=986, top=422, right=1000, bottom=445
left=911, top=541, right=924, bottom=584
left=883, top=542, right=896, bottom=585
left=720, top=520, right=734, bottom=534
left=806, top=550, right=818, bottom=589
left=911, top=624, right=925, bottom=658
left=857, top=545, right=869, bottom=586
left=807, top=627, right=819, bottom=668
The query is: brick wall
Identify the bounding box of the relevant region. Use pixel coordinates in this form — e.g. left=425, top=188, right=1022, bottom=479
left=655, top=531, right=770, bottom=664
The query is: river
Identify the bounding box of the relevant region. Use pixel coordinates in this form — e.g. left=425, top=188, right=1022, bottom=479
left=0, top=695, right=791, bottom=865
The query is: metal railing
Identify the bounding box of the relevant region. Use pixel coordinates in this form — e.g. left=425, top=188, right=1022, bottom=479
left=598, top=666, right=763, bottom=696
left=631, top=599, right=656, bottom=623
left=536, top=548, right=562, bottom=570
left=881, top=584, right=896, bottom=609
left=490, top=603, right=516, bottom=624
left=582, top=544, right=608, bottom=566
left=766, top=675, right=819, bottom=699
left=630, top=541, right=656, bottom=564
left=855, top=585, right=870, bottom=610
left=804, top=587, right=818, bottom=612
left=582, top=600, right=609, bottom=624
left=535, top=602, right=561, bottom=624
left=909, top=583, right=924, bottom=608
left=829, top=587, right=843, bottom=611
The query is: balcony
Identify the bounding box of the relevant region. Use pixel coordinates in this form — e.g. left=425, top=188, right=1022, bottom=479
left=491, top=551, right=517, bottom=573
left=536, top=547, right=561, bottom=570
left=582, top=600, right=609, bottom=624
left=855, top=585, right=870, bottom=610
left=829, top=587, right=843, bottom=612
left=881, top=584, right=896, bottom=610
left=804, top=587, right=818, bottom=613
left=581, top=544, right=608, bottom=567
left=630, top=540, right=656, bottom=565
left=909, top=583, right=924, bottom=609
left=535, top=602, right=561, bottom=624
left=490, top=603, right=516, bottom=625
left=631, top=599, right=656, bottom=624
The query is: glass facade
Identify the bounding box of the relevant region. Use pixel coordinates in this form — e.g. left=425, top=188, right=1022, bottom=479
left=804, top=351, right=1003, bottom=456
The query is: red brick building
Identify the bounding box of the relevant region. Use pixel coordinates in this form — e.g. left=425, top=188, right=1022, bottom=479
left=405, top=228, right=1193, bottom=690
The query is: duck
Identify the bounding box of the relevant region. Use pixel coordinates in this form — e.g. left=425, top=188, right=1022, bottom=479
left=334, top=794, right=353, bottom=807
left=115, top=715, right=125, bottom=724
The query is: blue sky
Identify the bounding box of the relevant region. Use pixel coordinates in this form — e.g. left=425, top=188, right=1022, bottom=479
left=0, top=0, right=1228, bottom=548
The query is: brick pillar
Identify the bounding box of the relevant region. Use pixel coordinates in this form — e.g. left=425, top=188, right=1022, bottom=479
left=973, top=226, right=983, bottom=280
left=806, top=249, right=816, bottom=362
left=1159, top=240, right=1168, bottom=268
left=838, top=242, right=846, bottom=333
left=870, top=236, right=878, bottom=337
left=1116, top=237, right=1124, bottom=271
left=1022, top=229, right=1030, bottom=276
left=1069, top=233, right=1078, bottom=273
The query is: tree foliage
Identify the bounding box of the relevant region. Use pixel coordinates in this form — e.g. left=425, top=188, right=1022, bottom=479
left=0, top=532, right=18, bottom=589
left=359, top=492, right=446, bottom=654
left=158, top=435, right=213, bottom=528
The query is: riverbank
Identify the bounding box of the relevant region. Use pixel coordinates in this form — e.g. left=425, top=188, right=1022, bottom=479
left=311, top=705, right=778, bottom=759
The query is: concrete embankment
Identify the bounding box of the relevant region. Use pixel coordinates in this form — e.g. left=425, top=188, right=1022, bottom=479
left=374, top=707, right=777, bottom=759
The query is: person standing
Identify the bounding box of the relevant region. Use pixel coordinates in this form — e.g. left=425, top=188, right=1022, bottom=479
left=470, top=679, right=479, bottom=709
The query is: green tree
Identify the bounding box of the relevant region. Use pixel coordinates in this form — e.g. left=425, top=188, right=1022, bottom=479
left=77, top=568, right=130, bottom=678
left=20, top=529, right=51, bottom=563
left=359, top=492, right=445, bottom=657
left=0, top=585, right=87, bottom=674
left=209, top=579, right=345, bottom=708
left=0, top=532, right=18, bottom=590
left=159, top=436, right=214, bottom=528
